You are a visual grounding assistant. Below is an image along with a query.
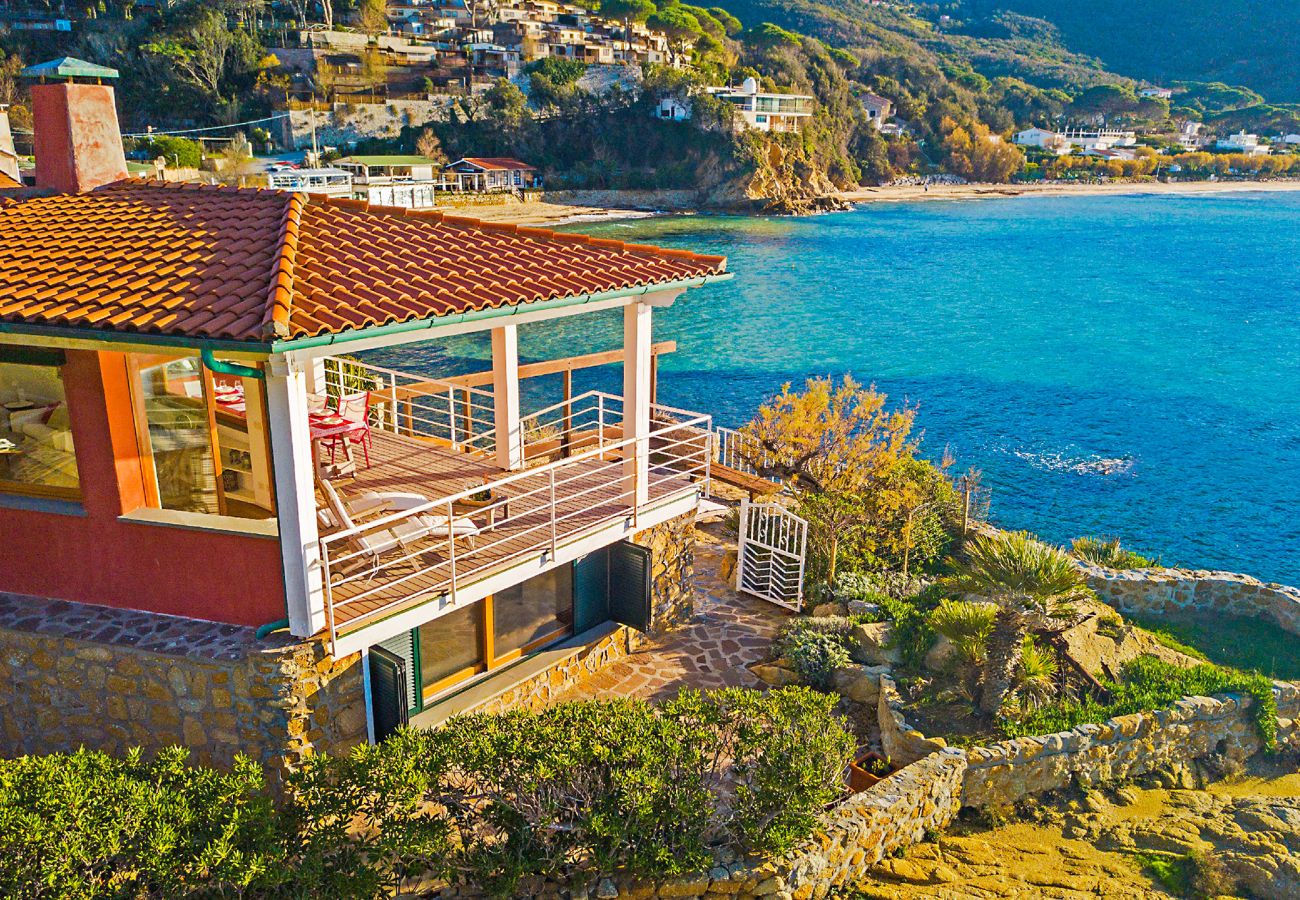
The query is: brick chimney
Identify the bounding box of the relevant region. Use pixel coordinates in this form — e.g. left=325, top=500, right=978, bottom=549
left=23, top=57, right=128, bottom=193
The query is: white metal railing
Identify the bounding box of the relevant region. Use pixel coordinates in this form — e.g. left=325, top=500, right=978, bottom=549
left=712, top=424, right=779, bottom=479
left=318, top=409, right=713, bottom=649
left=323, top=356, right=498, bottom=455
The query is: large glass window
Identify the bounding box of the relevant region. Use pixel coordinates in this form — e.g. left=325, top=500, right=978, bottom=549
left=492, top=565, right=574, bottom=661
left=418, top=603, right=485, bottom=695
left=0, top=356, right=79, bottom=500
left=411, top=565, right=576, bottom=706
left=131, top=354, right=275, bottom=520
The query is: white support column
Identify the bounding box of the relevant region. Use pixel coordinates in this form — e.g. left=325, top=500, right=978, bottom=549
left=623, top=299, right=653, bottom=507
left=492, top=323, right=523, bottom=470
left=265, top=354, right=326, bottom=638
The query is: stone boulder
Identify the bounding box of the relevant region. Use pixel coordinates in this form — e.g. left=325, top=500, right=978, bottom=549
left=751, top=661, right=800, bottom=687
left=851, top=621, right=902, bottom=666
left=923, top=635, right=956, bottom=673
left=831, top=663, right=891, bottom=705
left=811, top=601, right=847, bottom=618
left=847, top=599, right=883, bottom=618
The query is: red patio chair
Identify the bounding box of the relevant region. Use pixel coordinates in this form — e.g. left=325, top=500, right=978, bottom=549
left=323, top=391, right=373, bottom=467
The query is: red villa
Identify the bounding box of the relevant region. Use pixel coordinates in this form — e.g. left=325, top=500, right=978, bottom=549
left=0, top=59, right=727, bottom=767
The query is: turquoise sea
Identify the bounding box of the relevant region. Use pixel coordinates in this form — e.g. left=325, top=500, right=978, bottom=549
left=369, top=192, right=1300, bottom=585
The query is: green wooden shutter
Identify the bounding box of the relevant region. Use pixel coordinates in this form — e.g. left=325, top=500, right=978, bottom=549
left=572, top=549, right=610, bottom=634
left=378, top=629, right=418, bottom=714
left=608, top=541, right=652, bottom=632
left=368, top=646, right=409, bottom=742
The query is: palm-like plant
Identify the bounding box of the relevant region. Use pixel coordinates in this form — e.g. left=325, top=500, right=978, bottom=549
left=946, top=532, right=1091, bottom=716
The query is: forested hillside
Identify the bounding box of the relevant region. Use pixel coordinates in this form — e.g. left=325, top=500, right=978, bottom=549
left=964, top=0, right=1300, bottom=103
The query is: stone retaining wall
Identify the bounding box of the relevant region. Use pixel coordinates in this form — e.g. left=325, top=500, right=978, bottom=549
left=876, top=674, right=948, bottom=767
left=634, top=511, right=696, bottom=633
left=961, top=692, right=1264, bottom=809
left=0, top=593, right=366, bottom=780
left=1085, top=565, right=1300, bottom=635
left=442, top=747, right=968, bottom=899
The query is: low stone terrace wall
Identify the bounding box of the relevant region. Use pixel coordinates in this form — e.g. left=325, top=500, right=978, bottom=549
left=1084, top=564, right=1300, bottom=635
left=0, top=592, right=366, bottom=780
left=961, top=693, right=1265, bottom=809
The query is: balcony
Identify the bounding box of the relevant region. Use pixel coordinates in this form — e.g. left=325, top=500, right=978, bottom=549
left=314, top=357, right=712, bottom=654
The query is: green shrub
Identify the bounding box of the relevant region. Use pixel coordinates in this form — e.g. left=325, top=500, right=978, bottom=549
left=876, top=585, right=945, bottom=670
left=292, top=688, right=852, bottom=895
left=782, top=628, right=852, bottom=688
left=1072, top=535, right=1157, bottom=569
left=0, top=691, right=852, bottom=898
left=131, top=135, right=203, bottom=169
left=0, top=746, right=282, bottom=900
left=1003, top=656, right=1277, bottom=750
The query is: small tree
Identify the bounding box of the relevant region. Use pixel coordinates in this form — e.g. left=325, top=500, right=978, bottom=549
left=946, top=532, right=1090, bottom=717
left=738, top=377, right=956, bottom=582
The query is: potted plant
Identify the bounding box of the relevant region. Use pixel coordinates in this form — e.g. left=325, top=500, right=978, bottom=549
left=846, top=750, right=894, bottom=792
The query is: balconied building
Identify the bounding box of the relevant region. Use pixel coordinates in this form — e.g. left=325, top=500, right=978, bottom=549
left=0, top=61, right=730, bottom=774
left=707, top=77, right=815, bottom=133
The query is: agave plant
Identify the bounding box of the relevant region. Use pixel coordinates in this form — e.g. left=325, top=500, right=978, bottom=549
left=1013, top=636, right=1058, bottom=712
left=928, top=599, right=996, bottom=668
left=946, top=531, right=1091, bottom=716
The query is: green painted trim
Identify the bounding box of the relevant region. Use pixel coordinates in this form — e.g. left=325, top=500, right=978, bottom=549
left=268, top=274, right=733, bottom=354
left=201, top=347, right=265, bottom=380
left=0, top=321, right=270, bottom=355
left=0, top=273, right=733, bottom=358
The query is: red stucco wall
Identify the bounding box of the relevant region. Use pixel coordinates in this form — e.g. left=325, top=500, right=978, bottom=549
left=0, top=350, right=287, bottom=627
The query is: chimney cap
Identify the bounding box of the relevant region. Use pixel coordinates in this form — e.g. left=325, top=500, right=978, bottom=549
left=22, top=56, right=120, bottom=82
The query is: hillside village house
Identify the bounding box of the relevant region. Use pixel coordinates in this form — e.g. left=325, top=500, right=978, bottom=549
left=860, top=93, right=893, bottom=130
left=1013, top=127, right=1069, bottom=153
left=1216, top=131, right=1270, bottom=155
left=0, top=60, right=728, bottom=771
left=443, top=156, right=540, bottom=192
left=707, top=77, right=815, bottom=134
left=333, top=154, right=450, bottom=208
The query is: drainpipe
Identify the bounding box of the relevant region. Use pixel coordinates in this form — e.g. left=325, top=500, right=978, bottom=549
left=256, top=618, right=290, bottom=639
left=201, top=347, right=265, bottom=380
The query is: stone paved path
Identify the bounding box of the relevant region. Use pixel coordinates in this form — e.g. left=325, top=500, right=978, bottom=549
left=556, top=533, right=790, bottom=702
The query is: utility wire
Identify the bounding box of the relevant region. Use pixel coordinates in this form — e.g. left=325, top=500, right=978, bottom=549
left=120, top=112, right=292, bottom=138
left=11, top=111, right=292, bottom=138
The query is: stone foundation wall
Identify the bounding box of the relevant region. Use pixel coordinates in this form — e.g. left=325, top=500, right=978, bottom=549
left=0, top=593, right=366, bottom=781
left=961, top=693, right=1263, bottom=809
left=1085, top=565, right=1300, bottom=635
left=633, top=511, right=696, bottom=633
left=442, top=747, right=968, bottom=899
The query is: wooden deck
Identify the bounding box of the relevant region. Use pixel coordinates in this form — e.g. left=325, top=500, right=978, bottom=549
left=319, top=429, right=696, bottom=638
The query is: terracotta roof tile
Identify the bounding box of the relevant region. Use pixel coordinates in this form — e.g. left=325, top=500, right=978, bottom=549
left=0, top=180, right=727, bottom=343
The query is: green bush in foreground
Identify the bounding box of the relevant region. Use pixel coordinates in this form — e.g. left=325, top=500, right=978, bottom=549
left=1002, top=656, right=1277, bottom=750
left=0, top=689, right=853, bottom=899
left=0, top=746, right=281, bottom=899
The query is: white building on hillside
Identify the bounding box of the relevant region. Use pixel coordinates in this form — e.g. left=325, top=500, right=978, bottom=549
left=655, top=96, right=691, bottom=122
left=1139, top=87, right=1173, bottom=100
left=706, top=77, right=814, bottom=133
left=1062, top=129, right=1137, bottom=151
left=1216, top=131, right=1270, bottom=155
left=861, top=93, right=893, bottom=130
left=1013, top=127, right=1069, bottom=153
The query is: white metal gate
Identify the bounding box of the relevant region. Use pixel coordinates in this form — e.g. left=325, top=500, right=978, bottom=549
left=736, top=499, right=808, bottom=611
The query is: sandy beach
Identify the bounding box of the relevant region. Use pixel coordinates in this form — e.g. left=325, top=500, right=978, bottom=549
left=838, top=178, right=1300, bottom=206
left=443, top=178, right=1300, bottom=226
